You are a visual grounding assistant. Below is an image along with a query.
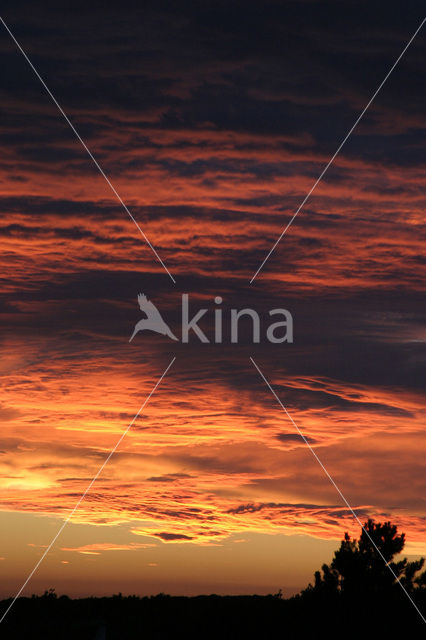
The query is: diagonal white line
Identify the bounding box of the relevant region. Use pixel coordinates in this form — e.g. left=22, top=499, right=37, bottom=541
left=0, top=16, right=176, bottom=284
left=0, top=356, right=176, bottom=625
left=250, top=16, right=426, bottom=283
left=250, top=356, right=426, bottom=625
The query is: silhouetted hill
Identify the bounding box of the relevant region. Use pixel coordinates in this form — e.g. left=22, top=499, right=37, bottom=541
left=0, top=588, right=425, bottom=639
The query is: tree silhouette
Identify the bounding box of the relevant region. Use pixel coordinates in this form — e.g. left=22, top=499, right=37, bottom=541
left=297, top=519, right=426, bottom=633
left=304, top=519, right=426, bottom=600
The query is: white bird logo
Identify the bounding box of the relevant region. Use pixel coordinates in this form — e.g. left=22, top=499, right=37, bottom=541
left=129, top=293, right=178, bottom=342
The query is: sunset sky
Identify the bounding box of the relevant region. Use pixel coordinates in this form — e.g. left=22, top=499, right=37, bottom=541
left=0, top=1, right=425, bottom=599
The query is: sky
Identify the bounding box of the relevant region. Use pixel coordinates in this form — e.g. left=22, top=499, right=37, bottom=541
left=0, top=0, right=425, bottom=600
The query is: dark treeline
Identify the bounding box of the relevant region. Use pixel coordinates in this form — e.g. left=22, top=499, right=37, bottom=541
left=1, top=520, right=425, bottom=639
